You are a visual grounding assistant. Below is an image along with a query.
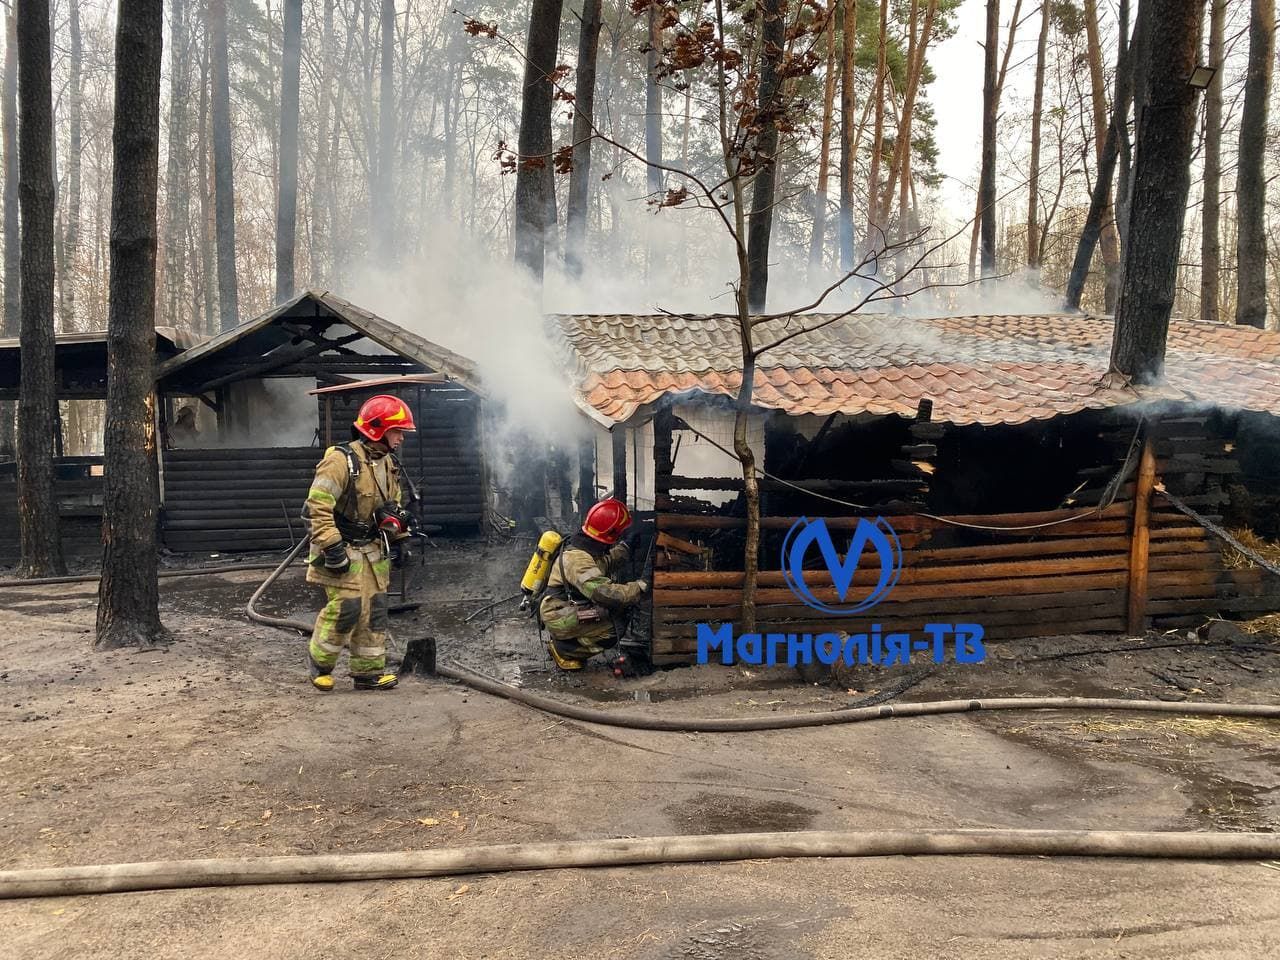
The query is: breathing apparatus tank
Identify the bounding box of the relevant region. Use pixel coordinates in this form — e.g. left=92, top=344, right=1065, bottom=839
left=519, top=530, right=563, bottom=612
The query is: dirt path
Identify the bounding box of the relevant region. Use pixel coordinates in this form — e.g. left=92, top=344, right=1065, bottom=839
left=2, top=547, right=1279, bottom=958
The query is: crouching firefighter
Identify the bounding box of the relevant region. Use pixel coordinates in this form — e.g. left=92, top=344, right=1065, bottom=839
left=538, top=498, right=650, bottom=671
left=301, top=394, right=417, bottom=691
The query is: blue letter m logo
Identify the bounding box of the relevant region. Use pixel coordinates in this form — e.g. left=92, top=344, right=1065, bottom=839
left=781, top=517, right=903, bottom=615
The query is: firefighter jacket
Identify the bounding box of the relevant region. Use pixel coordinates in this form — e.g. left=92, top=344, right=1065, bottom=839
left=302, top=439, right=404, bottom=592
left=539, top=536, right=646, bottom=642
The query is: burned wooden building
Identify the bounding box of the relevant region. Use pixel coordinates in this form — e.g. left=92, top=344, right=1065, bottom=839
left=154, top=291, right=486, bottom=552
left=549, top=313, right=1280, bottom=663
left=0, top=328, right=197, bottom=559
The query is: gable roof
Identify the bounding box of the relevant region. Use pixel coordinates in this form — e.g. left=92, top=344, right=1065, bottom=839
left=157, top=290, right=481, bottom=394
left=548, top=312, right=1280, bottom=426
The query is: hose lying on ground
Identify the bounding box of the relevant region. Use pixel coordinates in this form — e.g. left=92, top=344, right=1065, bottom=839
left=4, top=828, right=1279, bottom=900
left=0, top=560, right=286, bottom=590
left=245, top=533, right=1280, bottom=733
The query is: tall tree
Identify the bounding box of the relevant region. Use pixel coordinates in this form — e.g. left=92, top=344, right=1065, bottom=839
left=1026, top=0, right=1049, bottom=267
left=16, top=0, right=65, bottom=576
left=866, top=0, right=888, bottom=247
left=1, top=12, right=18, bottom=460
left=1110, top=0, right=1206, bottom=383
left=1065, top=0, right=1131, bottom=310
left=978, top=0, right=999, bottom=276
left=809, top=9, right=839, bottom=272
left=163, top=0, right=192, bottom=329
left=566, top=0, right=603, bottom=277
left=373, top=0, right=395, bottom=263
left=97, top=0, right=166, bottom=649
left=312, top=0, right=336, bottom=285
left=1235, top=0, right=1274, bottom=328
left=1083, top=0, right=1121, bottom=309
left=1200, top=0, right=1225, bottom=323
left=837, top=0, right=857, bottom=271
left=208, top=0, right=238, bottom=331
left=644, top=3, right=663, bottom=198
left=745, top=0, right=785, bottom=311
left=275, top=0, right=301, bottom=300
left=61, top=0, right=83, bottom=329
left=513, top=0, right=564, bottom=281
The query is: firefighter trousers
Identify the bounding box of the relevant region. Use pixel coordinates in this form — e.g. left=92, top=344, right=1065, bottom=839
left=308, top=545, right=392, bottom=678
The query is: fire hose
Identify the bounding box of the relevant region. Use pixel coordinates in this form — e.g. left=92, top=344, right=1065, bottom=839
left=245, top=537, right=1280, bottom=732
left=3, top=828, right=1280, bottom=899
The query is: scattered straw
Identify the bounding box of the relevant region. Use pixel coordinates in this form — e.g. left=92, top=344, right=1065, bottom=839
left=1222, top=528, right=1280, bottom=570
left=1241, top=612, right=1280, bottom=636
left=1067, top=716, right=1280, bottom=741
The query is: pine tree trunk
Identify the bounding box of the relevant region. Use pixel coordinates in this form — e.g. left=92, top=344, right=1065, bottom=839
left=808, top=12, right=838, bottom=273
left=275, top=0, right=301, bottom=300
left=1, top=12, right=18, bottom=460
left=1110, top=0, right=1205, bottom=383
left=1027, top=1, right=1049, bottom=268
left=979, top=0, right=999, bottom=277
left=312, top=0, right=335, bottom=286
left=1084, top=0, right=1121, bottom=309
left=565, top=0, right=602, bottom=277
left=866, top=0, right=888, bottom=248
left=1200, top=0, right=1225, bottom=323
left=196, top=30, right=216, bottom=335
left=96, top=0, right=166, bottom=649
left=208, top=0, right=238, bottom=331
left=1235, top=0, right=1274, bottom=328
left=162, top=0, right=191, bottom=330
left=1065, top=0, right=1134, bottom=311
left=16, top=0, right=65, bottom=577
left=373, top=0, right=395, bottom=263
left=746, top=0, right=785, bottom=312
left=513, top=0, right=563, bottom=280
left=645, top=5, right=663, bottom=198
left=837, top=0, right=857, bottom=271
left=62, top=0, right=82, bottom=330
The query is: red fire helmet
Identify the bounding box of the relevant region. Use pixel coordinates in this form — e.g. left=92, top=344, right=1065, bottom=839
left=354, top=395, right=416, bottom=443
left=582, top=498, right=632, bottom=544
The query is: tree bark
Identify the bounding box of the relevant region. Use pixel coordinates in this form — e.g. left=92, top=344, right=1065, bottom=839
left=275, top=0, right=301, bottom=301
left=1065, top=0, right=1134, bottom=311
left=1083, top=0, right=1121, bottom=309
left=513, top=0, right=563, bottom=281
left=1235, top=0, right=1274, bottom=328
left=866, top=0, right=888, bottom=249
left=645, top=4, right=663, bottom=198
left=1, top=12, right=18, bottom=459
left=1200, top=0, right=1225, bottom=323
left=746, top=0, right=785, bottom=312
left=97, top=0, right=166, bottom=649
left=808, top=10, right=838, bottom=273
left=837, top=0, right=857, bottom=271
left=979, top=0, right=999, bottom=277
left=373, top=0, right=395, bottom=264
left=566, top=0, right=602, bottom=277
left=208, top=0, right=238, bottom=331
left=312, top=0, right=336, bottom=286
left=1027, top=1, right=1049, bottom=267
left=16, top=0, right=65, bottom=576
left=196, top=29, right=216, bottom=335
left=61, top=0, right=83, bottom=330
left=1110, top=0, right=1206, bottom=383
left=162, top=0, right=191, bottom=330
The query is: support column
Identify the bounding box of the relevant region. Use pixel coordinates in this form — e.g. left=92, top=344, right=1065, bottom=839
left=1126, top=437, right=1157, bottom=635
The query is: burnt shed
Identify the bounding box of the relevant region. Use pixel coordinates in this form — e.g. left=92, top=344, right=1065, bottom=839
left=155, top=290, right=485, bottom=553
left=549, top=312, right=1280, bottom=663
left=0, top=328, right=196, bottom=560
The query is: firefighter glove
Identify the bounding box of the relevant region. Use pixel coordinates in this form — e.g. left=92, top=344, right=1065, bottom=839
left=322, top=542, right=351, bottom=574
left=637, top=579, right=650, bottom=594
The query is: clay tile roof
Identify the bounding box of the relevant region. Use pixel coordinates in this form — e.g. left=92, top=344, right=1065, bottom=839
left=548, top=313, right=1280, bottom=426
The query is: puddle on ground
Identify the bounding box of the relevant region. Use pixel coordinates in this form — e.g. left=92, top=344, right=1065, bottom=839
left=664, top=791, right=819, bottom=835
left=651, top=911, right=840, bottom=960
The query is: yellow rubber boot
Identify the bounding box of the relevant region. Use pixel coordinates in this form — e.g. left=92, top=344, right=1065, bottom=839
left=353, top=673, right=399, bottom=690
left=546, top=640, right=583, bottom=671
left=309, top=657, right=335, bottom=692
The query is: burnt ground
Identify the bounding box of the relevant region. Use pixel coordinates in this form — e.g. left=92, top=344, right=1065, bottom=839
left=2, top=539, right=1280, bottom=958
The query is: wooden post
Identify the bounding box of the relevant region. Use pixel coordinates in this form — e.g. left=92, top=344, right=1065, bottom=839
left=1126, top=437, right=1157, bottom=635
left=611, top=426, right=627, bottom=503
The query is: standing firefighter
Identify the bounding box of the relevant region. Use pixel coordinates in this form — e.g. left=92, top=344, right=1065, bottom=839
left=539, top=498, right=650, bottom=670
left=302, top=395, right=416, bottom=691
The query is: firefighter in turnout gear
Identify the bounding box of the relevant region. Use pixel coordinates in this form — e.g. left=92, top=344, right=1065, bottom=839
left=302, top=395, right=416, bottom=691
left=539, top=498, right=650, bottom=670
